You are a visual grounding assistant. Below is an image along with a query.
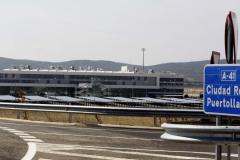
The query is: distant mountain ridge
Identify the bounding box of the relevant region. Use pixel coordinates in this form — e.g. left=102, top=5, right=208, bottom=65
left=0, top=57, right=223, bottom=82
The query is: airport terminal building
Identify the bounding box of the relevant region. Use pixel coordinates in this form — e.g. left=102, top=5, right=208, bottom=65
left=0, top=66, right=184, bottom=97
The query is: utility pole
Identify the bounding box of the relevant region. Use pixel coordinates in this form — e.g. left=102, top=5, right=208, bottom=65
left=142, top=48, right=146, bottom=72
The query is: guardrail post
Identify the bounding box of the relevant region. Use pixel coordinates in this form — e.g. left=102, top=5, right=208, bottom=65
left=17, top=111, right=20, bottom=119
left=23, top=111, right=28, bottom=120
left=153, top=116, right=157, bottom=127
left=238, top=145, right=240, bottom=160
left=215, top=145, right=222, bottom=160
left=227, top=145, right=231, bottom=160
left=68, top=113, right=72, bottom=123
left=159, top=117, right=162, bottom=125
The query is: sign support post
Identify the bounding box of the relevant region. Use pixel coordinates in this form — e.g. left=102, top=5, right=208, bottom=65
left=209, top=11, right=238, bottom=160
left=215, top=116, right=222, bottom=160
left=210, top=51, right=222, bottom=160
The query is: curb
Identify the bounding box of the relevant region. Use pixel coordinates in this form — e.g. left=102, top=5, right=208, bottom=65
left=97, top=124, right=164, bottom=130
left=0, top=117, right=164, bottom=130
left=0, top=117, right=85, bottom=127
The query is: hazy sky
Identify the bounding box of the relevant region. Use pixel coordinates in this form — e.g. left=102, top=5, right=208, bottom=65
left=0, top=0, right=239, bottom=65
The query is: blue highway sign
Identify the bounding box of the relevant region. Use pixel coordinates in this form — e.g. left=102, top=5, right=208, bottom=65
left=204, top=64, right=240, bottom=117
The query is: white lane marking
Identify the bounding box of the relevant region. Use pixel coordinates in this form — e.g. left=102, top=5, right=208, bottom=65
left=42, top=150, right=136, bottom=160
left=55, top=144, right=213, bottom=155
left=14, top=133, right=30, bottom=136
left=23, top=139, right=43, bottom=143
left=0, top=121, right=160, bottom=134
left=37, top=143, right=136, bottom=160
left=3, top=128, right=17, bottom=131
left=9, top=130, right=27, bottom=134
left=20, top=136, right=36, bottom=139
left=27, top=131, right=162, bottom=141
left=21, top=142, right=36, bottom=160
left=87, top=145, right=237, bottom=158
left=70, top=147, right=211, bottom=160
left=0, top=126, right=39, bottom=160
left=0, top=126, right=43, bottom=159
left=1, top=126, right=44, bottom=143
left=42, top=143, right=236, bottom=159
left=37, top=143, right=211, bottom=160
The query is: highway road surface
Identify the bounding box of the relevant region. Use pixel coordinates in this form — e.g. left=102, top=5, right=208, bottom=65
left=0, top=119, right=238, bottom=160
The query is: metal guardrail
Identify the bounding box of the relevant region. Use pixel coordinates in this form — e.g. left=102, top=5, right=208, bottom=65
left=0, top=102, right=208, bottom=117
left=161, top=123, right=240, bottom=144
left=161, top=123, right=240, bottom=160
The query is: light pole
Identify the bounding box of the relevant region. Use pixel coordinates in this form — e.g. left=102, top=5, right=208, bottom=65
left=142, top=48, right=146, bottom=72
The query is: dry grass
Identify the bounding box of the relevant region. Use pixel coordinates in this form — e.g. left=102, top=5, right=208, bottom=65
left=0, top=109, right=199, bottom=127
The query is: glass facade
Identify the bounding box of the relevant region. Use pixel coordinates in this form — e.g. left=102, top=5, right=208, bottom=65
left=0, top=72, right=183, bottom=97
left=159, top=78, right=184, bottom=86
left=0, top=73, right=157, bottom=86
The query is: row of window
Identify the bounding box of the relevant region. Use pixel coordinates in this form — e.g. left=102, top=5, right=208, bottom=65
left=159, top=78, right=184, bottom=82
left=160, top=83, right=184, bottom=86
left=0, top=74, right=157, bottom=81
left=0, top=74, right=184, bottom=87
left=0, top=79, right=154, bottom=86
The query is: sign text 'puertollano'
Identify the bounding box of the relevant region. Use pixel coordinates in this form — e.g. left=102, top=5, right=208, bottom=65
left=204, top=65, right=240, bottom=117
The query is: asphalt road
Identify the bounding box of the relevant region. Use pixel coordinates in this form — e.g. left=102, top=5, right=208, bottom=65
left=0, top=119, right=238, bottom=160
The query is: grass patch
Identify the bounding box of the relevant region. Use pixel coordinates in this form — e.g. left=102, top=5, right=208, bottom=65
left=0, top=109, right=202, bottom=127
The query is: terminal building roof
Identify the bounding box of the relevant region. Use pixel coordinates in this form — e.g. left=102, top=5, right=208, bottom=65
left=1, top=65, right=182, bottom=77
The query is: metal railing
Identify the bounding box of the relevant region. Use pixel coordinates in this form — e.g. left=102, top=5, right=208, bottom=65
left=0, top=102, right=207, bottom=117
left=161, top=123, right=240, bottom=160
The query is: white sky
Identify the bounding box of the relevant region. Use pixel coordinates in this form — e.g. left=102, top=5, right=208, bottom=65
left=0, top=0, right=239, bottom=65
